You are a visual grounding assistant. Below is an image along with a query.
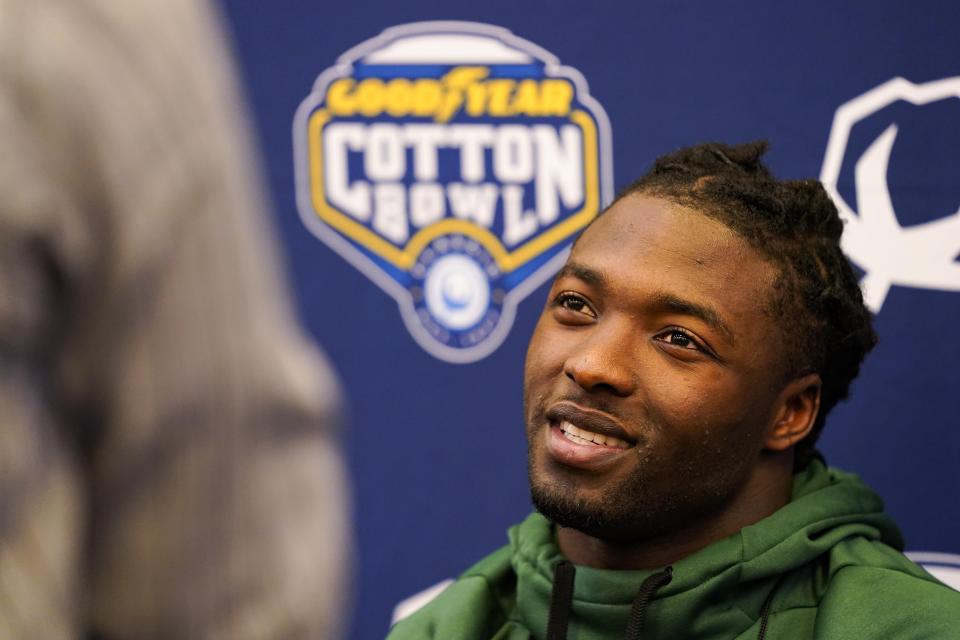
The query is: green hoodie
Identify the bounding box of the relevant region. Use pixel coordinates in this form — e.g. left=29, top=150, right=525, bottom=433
left=388, top=461, right=960, bottom=639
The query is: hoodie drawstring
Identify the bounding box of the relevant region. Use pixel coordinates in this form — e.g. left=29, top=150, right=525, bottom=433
left=623, top=566, right=673, bottom=640
left=546, top=562, right=779, bottom=640
left=546, top=561, right=576, bottom=640
left=756, top=574, right=784, bottom=640
left=547, top=563, right=673, bottom=640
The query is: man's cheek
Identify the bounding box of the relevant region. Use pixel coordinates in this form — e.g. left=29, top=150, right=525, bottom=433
left=648, top=375, right=744, bottom=427
left=524, top=315, right=552, bottom=366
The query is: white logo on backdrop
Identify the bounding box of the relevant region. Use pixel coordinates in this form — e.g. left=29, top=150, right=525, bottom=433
left=391, top=579, right=453, bottom=624
left=820, top=77, right=960, bottom=311
left=906, top=551, right=960, bottom=592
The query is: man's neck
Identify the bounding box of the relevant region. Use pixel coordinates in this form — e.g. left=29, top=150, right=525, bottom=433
left=556, top=454, right=795, bottom=570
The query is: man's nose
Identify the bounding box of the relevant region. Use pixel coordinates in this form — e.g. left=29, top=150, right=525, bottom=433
left=562, top=326, right=636, bottom=397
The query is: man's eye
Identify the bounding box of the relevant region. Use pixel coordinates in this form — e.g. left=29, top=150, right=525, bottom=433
left=554, top=292, right=596, bottom=318
left=656, top=328, right=701, bottom=351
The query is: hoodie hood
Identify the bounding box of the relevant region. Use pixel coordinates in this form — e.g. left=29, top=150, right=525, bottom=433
left=508, top=460, right=904, bottom=639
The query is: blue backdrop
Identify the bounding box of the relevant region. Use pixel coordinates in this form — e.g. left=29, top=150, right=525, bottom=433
left=218, top=2, right=960, bottom=637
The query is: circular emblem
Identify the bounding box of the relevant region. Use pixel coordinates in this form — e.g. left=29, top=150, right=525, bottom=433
left=425, top=254, right=489, bottom=329
left=411, top=234, right=503, bottom=349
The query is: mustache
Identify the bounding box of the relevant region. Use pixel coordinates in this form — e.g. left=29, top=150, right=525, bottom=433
left=537, top=392, right=619, bottom=419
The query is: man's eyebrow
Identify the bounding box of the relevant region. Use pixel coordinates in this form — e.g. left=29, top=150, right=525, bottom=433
left=554, top=263, right=735, bottom=344
left=554, top=262, right=606, bottom=290
left=652, top=292, right=736, bottom=345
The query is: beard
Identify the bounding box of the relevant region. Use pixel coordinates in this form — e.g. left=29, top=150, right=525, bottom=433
left=527, top=439, right=747, bottom=545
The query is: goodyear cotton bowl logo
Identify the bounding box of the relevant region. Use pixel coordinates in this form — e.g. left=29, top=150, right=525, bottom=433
left=294, top=22, right=612, bottom=362
left=821, top=77, right=960, bottom=312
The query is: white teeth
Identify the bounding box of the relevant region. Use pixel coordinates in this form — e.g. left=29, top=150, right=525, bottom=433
left=563, top=431, right=593, bottom=446
left=559, top=420, right=629, bottom=449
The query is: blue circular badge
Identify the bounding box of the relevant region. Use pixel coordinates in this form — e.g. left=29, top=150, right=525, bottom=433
left=410, top=234, right=504, bottom=350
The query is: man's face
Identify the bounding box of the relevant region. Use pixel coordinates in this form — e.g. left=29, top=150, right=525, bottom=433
left=524, top=194, right=788, bottom=542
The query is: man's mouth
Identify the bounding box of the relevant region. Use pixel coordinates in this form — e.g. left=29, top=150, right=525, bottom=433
left=545, top=401, right=636, bottom=444
left=559, top=420, right=631, bottom=449
left=542, top=402, right=637, bottom=470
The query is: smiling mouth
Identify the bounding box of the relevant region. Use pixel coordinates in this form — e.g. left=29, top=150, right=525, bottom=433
left=542, top=402, right=638, bottom=469
left=559, top=420, right=631, bottom=449
left=545, top=401, right=636, bottom=445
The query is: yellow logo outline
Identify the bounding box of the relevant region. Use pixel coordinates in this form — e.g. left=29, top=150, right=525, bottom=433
left=307, top=108, right=600, bottom=273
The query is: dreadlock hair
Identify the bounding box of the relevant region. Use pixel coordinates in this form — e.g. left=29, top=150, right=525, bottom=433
left=614, top=141, right=877, bottom=470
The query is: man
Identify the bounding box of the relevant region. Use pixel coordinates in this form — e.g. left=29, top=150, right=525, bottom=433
left=389, top=142, right=960, bottom=639
left=0, top=0, right=349, bottom=637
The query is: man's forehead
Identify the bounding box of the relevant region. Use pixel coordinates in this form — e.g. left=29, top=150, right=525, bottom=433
left=561, top=195, right=779, bottom=335
left=572, top=195, right=756, bottom=274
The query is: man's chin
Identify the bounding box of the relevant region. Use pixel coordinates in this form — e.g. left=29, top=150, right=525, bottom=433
left=527, top=447, right=666, bottom=543
left=530, top=482, right=646, bottom=544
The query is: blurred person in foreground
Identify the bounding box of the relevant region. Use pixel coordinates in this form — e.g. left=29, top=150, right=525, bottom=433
left=389, top=142, right=960, bottom=639
left=0, top=0, right=349, bottom=638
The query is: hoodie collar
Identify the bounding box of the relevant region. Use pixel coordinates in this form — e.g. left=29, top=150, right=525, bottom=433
left=508, top=461, right=903, bottom=638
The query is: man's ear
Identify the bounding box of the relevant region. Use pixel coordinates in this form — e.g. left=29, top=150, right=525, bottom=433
left=764, top=373, right=822, bottom=452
